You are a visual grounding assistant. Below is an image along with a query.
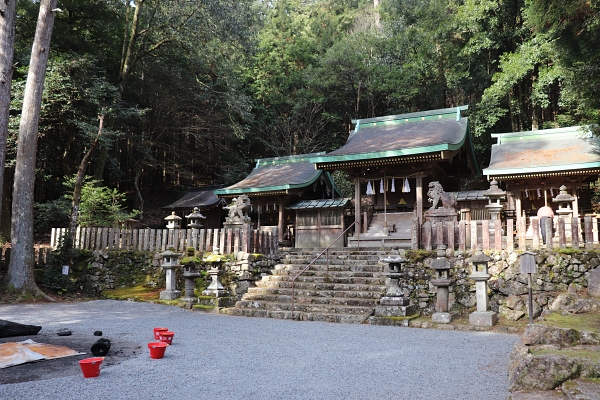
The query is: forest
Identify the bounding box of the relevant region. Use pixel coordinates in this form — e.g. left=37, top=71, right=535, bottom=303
left=2, top=0, right=600, bottom=235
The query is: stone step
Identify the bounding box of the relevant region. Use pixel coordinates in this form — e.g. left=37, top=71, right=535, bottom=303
left=280, top=255, right=385, bottom=265
left=271, top=269, right=382, bottom=279
left=246, top=287, right=384, bottom=300
left=222, top=308, right=369, bottom=324
left=274, top=263, right=384, bottom=273
left=235, top=299, right=375, bottom=315
left=241, top=292, right=381, bottom=306
left=255, top=280, right=385, bottom=292
left=264, top=274, right=385, bottom=285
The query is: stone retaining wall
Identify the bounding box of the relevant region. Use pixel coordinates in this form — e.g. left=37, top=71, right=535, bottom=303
left=402, top=249, right=598, bottom=319
left=52, top=249, right=278, bottom=297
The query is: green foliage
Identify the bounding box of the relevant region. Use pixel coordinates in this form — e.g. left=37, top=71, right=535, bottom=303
left=33, top=198, right=71, bottom=233
left=331, top=171, right=354, bottom=198
left=68, top=176, right=139, bottom=227
left=42, top=236, right=75, bottom=294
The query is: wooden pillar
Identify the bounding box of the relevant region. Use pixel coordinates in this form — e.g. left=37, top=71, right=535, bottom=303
left=416, top=174, right=423, bottom=224
left=354, top=178, right=361, bottom=235
left=278, top=199, right=284, bottom=242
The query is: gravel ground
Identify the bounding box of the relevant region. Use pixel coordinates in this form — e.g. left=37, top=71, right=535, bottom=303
left=0, top=300, right=518, bottom=400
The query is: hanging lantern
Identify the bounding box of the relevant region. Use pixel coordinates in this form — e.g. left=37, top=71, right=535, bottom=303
left=380, top=179, right=384, bottom=193
left=391, top=178, right=396, bottom=192
left=402, top=178, right=410, bottom=193
left=366, top=180, right=374, bottom=195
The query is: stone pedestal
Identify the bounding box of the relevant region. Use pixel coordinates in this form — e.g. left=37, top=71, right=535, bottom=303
left=469, top=311, right=498, bottom=327
left=432, top=312, right=452, bottom=324
left=424, top=207, right=458, bottom=224
left=202, top=267, right=226, bottom=296
left=160, top=265, right=181, bottom=300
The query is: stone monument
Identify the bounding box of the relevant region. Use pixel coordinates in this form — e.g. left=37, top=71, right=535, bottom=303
left=424, top=181, right=458, bottom=223
left=223, top=194, right=252, bottom=228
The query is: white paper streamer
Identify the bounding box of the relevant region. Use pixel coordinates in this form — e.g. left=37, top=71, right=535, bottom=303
left=391, top=178, right=395, bottom=192
left=402, top=178, right=410, bottom=193
left=366, top=180, right=374, bottom=195
left=380, top=179, right=384, bottom=193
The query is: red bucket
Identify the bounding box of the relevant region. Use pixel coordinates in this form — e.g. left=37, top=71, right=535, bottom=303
left=153, top=327, right=168, bottom=340
left=79, top=357, right=104, bottom=378
left=148, top=342, right=168, bottom=359
left=158, top=331, right=174, bottom=345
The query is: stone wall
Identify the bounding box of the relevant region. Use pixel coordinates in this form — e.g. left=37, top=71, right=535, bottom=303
left=402, top=249, right=598, bottom=319
left=52, top=249, right=278, bottom=298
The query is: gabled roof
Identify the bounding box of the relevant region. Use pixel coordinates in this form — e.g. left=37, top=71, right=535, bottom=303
left=483, top=126, right=600, bottom=180
left=214, top=153, right=339, bottom=197
left=310, top=106, right=476, bottom=171
left=162, top=185, right=226, bottom=211
left=286, top=198, right=352, bottom=210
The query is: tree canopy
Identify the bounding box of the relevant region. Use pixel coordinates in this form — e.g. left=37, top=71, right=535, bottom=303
left=3, top=0, right=600, bottom=231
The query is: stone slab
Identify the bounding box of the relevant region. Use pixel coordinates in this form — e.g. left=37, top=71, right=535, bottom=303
left=380, top=296, right=410, bottom=306
left=374, top=305, right=418, bottom=317
left=159, top=290, right=181, bottom=300
left=432, top=312, right=452, bottom=324
left=469, top=311, right=498, bottom=327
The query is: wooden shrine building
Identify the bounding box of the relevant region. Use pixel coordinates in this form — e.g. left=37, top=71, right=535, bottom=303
left=310, top=106, right=478, bottom=247
left=483, top=126, right=600, bottom=220
left=213, top=153, right=341, bottom=243
left=162, top=184, right=226, bottom=229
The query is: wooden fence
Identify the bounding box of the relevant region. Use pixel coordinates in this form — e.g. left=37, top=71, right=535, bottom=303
left=0, top=247, right=51, bottom=274
left=50, top=226, right=279, bottom=256
left=420, top=216, right=599, bottom=251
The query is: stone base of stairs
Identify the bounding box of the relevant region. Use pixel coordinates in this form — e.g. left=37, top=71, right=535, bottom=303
left=347, top=235, right=413, bottom=249
left=369, top=314, right=420, bottom=326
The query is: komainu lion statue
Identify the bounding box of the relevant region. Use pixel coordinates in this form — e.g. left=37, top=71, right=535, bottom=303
left=427, top=181, right=456, bottom=210
left=225, top=194, right=251, bottom=222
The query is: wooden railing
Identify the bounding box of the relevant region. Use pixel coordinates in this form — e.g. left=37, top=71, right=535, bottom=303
left=50, top=226, right=279, bottom=256
left=419, top=216, right=599, bottom=251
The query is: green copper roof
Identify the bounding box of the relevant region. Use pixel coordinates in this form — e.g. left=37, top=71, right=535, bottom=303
left=310, top=106, right=472, bottom=165
left=483, top=126, right=600, bottom=178
left=214, top=153, right=340, bottom=196
left=286, top=198, right=352, bottom=210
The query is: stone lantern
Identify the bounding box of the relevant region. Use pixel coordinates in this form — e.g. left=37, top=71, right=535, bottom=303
left=165, top=211, right=182, bottom=229
left=185, top=207, right=206, bottom=229
left=430, top=245, right=453, bottom=324
left=467, top=248, right=498, bottom=326
left=483, top=180, right=506, bottom=234
left=552, top=185, right=577, bottom=241
left=552, top=185, right=575, bottom=219
left=374, top=247, right=418, bottom=320
left=159, top=250, right=182, bottom=300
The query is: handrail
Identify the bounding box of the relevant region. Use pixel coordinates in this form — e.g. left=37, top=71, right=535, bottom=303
left=290, top=221, right=358, bottom=320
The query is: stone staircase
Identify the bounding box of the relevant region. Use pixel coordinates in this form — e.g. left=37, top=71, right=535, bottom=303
left=348, top=212, right=414, bottom=248
left=223, top=250, right=387, bottom=323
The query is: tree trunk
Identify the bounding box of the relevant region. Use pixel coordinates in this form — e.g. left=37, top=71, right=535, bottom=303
left=70, top=114, right=105, bottom=237
left=0, top=0, right=17, bottom=232
left=5, top=0, right=58, bottom=297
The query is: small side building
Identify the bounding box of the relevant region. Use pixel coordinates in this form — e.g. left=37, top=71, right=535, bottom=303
left=214, top=153, right=341, bottom=243
left=286, top=198, right=353, bottom=248
left=483, top=126, right=600, bottom=220
left=161, top=185, right=226, bottom=229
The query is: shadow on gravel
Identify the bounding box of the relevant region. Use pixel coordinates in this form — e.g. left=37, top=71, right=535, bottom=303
left=0, top=333, right=142, bottom=384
